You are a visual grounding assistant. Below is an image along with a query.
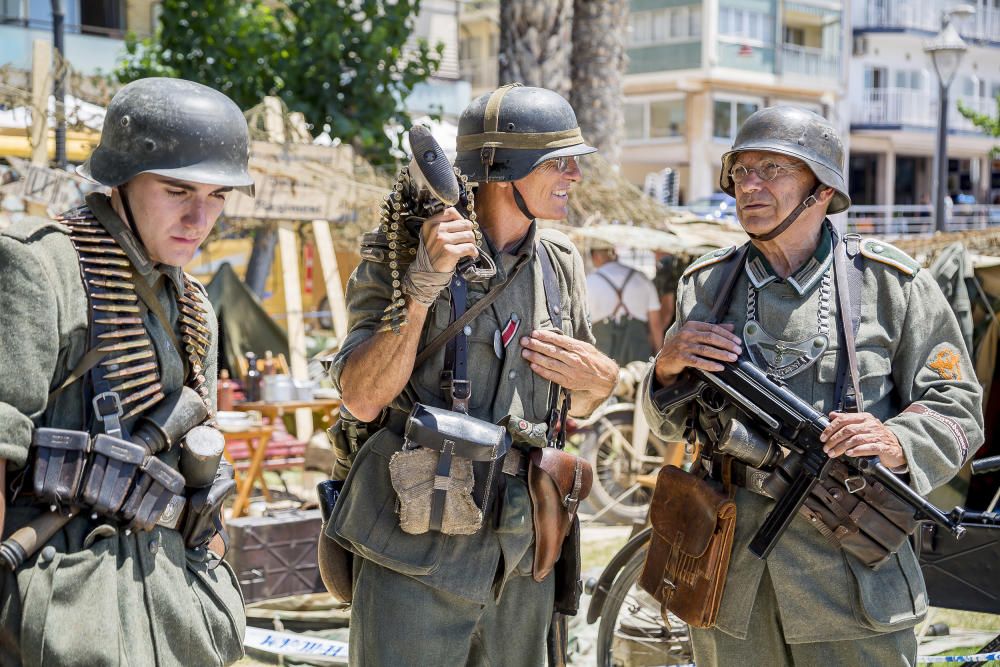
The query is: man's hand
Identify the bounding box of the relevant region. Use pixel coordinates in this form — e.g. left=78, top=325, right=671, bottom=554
left=821, top=411, right=907, bottom=469
left=420, top=207, right=478, bottom=273
left=520, top=330, right=617, bottom=404
left=654, top=321, right=742, bottom=386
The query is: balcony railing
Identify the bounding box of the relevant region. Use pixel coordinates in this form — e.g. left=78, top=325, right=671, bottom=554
left=780, top=43, right=840, bottom=79
left=851, top=87, right=996, bottom=133
left=853, top=0, right=1000, bottom=42
left=846, top=204, right=1000, bottom=235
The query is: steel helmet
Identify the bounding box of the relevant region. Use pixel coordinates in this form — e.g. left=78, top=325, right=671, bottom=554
left=79, top=77, right=254, bottom=196
left=720, top=106, right=849, bottom=214
left=454, top=83, right=596, bottom=183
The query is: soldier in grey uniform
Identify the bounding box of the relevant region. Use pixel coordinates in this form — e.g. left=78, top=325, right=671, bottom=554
left=641, top=107, right=984, bottom=665
left=326, top=84, right=618, bottom=665
left=0, top=78, right=253, bottom=666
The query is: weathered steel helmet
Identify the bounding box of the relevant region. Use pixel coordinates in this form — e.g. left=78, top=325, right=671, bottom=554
left=79, top=77, right=254, bottom=196
left=720, top=106, right=849, bottom=214
left=454, top=83, right=596, bottom=183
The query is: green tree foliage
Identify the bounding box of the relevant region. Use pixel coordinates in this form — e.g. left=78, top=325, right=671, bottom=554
left=959, top=96, right=1000, bottom=156
left=116, top=0, right=442, bottom=167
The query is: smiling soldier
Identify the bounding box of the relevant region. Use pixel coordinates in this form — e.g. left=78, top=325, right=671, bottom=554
left=323, top=84, right=618, bottom=666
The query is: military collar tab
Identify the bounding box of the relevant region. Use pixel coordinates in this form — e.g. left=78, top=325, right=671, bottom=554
left=745, top=225, right=833, bottom=296
left=86, top=192, right=185, bottom=293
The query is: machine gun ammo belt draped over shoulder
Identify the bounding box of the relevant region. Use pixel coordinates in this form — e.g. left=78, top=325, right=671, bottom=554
left=1, top=205, right=234, bottom=570
left=651, top=357, right=966, bottom=564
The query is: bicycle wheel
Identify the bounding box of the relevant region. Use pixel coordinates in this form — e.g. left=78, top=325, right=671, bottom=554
left=596, top=543, right=692, bottom=667
left=580, top=411, right=687, bottom=523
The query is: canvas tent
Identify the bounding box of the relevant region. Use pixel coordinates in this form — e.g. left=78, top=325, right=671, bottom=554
left=206, top=262, right=289, bottom=378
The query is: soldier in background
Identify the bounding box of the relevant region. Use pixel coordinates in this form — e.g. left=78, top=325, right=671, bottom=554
left=0, top=78, right=252, bottom=666
left=641, top=107, right=983, bottom=665
left=587, top=240, right=662, bottom=364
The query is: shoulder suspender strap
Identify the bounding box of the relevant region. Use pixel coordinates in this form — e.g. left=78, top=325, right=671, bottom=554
left=536, top=241, right=563, bottom=329
left=594, top=268, right=637, bottom=319
left=706, top=244, right=750, bottom=325
left=414, top=251, right=532, bottom=369
left=833, top=228, right=865, bottom=411
left=443, top=274, right=471, bottom=414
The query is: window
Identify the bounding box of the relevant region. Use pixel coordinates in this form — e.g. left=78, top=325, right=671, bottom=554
left=80, top=0, right=124, bottom=34
left=714, top=98, right=761, bottom=140
left=784, top=26, right=806, bottom=46
left=895, top=70, right=924, bottom=90
left=864, top=66, right=886, bottom=90
left=625, top=98, right=687, bottom=141
left=628, top=5, right=700, bottom=46
left=625, top=103, right=645, bottom=141
left=719, top=7, right=774, bottom=43
left=650, top=99, right=686, bottom=138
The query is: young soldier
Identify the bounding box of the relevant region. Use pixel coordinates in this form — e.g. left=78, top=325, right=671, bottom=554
left=642, top=106, right=984, bottom=666
left=326, top=84, right=618, bottom=665
left=0, top=77, right=254, bottom=666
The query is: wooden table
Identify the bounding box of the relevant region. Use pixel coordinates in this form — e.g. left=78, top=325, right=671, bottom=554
left=222, top=424, right=276, bottom=518
left=233, top=398, right=341, bottom=426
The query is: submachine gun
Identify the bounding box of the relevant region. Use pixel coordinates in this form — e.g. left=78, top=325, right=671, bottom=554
left=651, top=357, right=967, bottom=559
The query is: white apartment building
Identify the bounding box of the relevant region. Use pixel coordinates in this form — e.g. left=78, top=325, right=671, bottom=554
left=457, top=0, right=1000, bottom=208
left=849, top=0, right=1000, bottom=208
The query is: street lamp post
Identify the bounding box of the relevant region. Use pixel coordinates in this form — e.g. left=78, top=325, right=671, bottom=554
left=924, top=5, right=974, bottom=233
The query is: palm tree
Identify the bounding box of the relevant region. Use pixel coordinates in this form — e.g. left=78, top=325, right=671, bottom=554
left=571, top=0, right=628, bottom=166
left=498, top=0, right=573, bottom=97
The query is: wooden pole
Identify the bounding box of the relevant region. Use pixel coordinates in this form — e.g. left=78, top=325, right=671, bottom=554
left=310, top=220, right=349, bottom=342
left=28, top=39, right=51, bottom=217
left=263, top=95, right=314, bottom=441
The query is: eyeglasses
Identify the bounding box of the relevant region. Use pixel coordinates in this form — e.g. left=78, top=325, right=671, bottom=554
left=542, top=156, right=583, bottom=174
left=729, top=161, right=801, bottom=184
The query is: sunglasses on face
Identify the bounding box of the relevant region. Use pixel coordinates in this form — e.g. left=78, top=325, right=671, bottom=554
left=541, top=156, right=584, bottom=174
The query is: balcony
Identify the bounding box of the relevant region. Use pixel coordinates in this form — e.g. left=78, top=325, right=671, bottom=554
left=780, top=43, right=840, bottom=79
left=0, top=23, right=125, bottom=75
left=851, top=87, right=997, bottom=133
left=853, top=0, right=1000, bottom=42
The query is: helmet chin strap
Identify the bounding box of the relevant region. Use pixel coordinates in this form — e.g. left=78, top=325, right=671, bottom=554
left=511, top=183, right=537, bottom=222
left=118, top=184, right=141, bottom=237
left=746, top=182, right=825, bottom=242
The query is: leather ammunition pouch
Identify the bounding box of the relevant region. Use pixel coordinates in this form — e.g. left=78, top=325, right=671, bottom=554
left=182, top=462, right=237, bottom=552
left=639, top=463, right=737, bottom=629
left=388, top=403, right=511, bottom=535
left=316, top=479, right=353, bottom=604
left=80, top=433, right=146, bottom=517
left=527, top=447, right=592, bottom=582
left=31, top=428, right=91, bottom=508
left=762, top=455, right=919, bottom=570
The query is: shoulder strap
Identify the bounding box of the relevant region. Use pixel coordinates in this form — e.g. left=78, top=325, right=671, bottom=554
left=833, top=228, right=865, bottom=411
left=594, top=267, right=637, bottom=319
left=413, top=251, right=532, bottom=369
left=536, top=240, right=563, bottom=329
left=706, top=244, right=750, bottom=324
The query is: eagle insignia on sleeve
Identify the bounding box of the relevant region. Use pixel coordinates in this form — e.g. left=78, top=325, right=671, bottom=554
left=928, top=347, right=962, bottom=381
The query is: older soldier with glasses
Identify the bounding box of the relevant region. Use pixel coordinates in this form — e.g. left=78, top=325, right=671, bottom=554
left=640, top=106, right=983, bottom=666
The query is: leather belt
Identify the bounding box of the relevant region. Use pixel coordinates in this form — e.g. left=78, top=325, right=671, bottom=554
left=501, top=447, right=530, bottom=478
left=709, top=455, right=776, bottom=500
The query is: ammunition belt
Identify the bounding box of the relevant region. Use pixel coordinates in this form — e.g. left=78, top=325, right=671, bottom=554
left=56, top=206, right=213, bottom=422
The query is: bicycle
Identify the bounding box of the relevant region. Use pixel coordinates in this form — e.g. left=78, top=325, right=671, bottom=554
left=585, top=454, right=1000, bottom=667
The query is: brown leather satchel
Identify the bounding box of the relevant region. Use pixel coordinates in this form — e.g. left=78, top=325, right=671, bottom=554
left=639, top=463, right=737, bottom=629
left=528, top=447, right=593, bottom=582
